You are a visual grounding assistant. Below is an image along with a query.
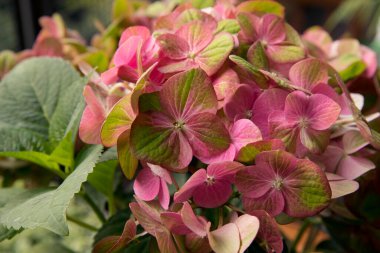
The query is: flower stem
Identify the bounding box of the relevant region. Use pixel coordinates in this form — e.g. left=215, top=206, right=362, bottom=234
left=290, top=219, right=311, bottom=253
left=81, top=191, right=106, bottom=223
left=67, top=215, right=98, bottom=232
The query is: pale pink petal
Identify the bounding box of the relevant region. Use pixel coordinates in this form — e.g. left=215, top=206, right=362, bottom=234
left=208, top=223, right=240, bottom=253
left=326, top=173, right=359, bottom=199
left=361, top=45, right=378, bottom=78
left=234, top=214, right=260, bottom=253
left=133, top=168, right=161, bottom=201
left=174, top=169, right=207, bottom=203
left=337, top=155, right=375, bottom=180
left=342, top=130, right=369, bottom=154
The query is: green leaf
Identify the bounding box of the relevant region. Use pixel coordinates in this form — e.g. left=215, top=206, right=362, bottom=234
left=0, top=145, right=103, bottom=235
left=0, top=57, right=86, bottom=170
left=88, top=148, right=118, bottom=198
left=83, top=51, right=109, bottom=73
left=191, top=0, right=214, bottom=9
left=112, top=0, right=132, bottom=20
left=237, top=0, right=285, bottom=17
left=216, top=19, right=241, bottom=34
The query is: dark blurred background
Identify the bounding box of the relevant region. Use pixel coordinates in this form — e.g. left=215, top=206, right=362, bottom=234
left=1, top=0, right=380, bottom=51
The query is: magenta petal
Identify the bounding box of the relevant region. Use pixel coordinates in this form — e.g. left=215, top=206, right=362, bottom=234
left=231, top=119, right=262, bottom=151
left=134, top=168, right=161, bottom=201
left=174, top=169, right=207, bottom=203
left=224, top=84, right=260, bottom=121
left=284, top=91, right=309, bottom=124
left=337, top=155, right=375, bottom=180
left=192, top=179, right=232, bottom=208
left=236, top=165, right=275, bottom=199
left=207, top=161, right=243, bottom=182
left=243, top=188, right=285, bottom=217
left=249, top=210, right=284, bottom=253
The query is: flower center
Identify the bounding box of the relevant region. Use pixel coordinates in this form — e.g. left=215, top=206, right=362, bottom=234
left=245, top=110, right=253, bottom=119
left=272, top=176, right=283, bottom=190
left=206, top=175, right=215, bottom=186
left=299, top=117, right=309, bottom=128
left=173, top=120, right=185, bottom=129
left=188, top=52, right=196, bottom=59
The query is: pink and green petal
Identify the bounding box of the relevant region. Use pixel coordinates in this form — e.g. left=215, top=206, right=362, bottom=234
left=242, top=188, right=285, bottom=216
left=282, top=159, right=331, bottom=217
left=196, top=32, right=234, bottom=76
left=181, top=202, right=209, bottom=237
left=300, top=128, right=330, bottom=154
left=175, top=21, right=214, bottom=54
left=157, top=34, right=190, bottom=60
left=230, top=119, right=262, bottom=151
left=289, top=58, right=329, bottom=91
left=266, top=43, right=305, bottom=64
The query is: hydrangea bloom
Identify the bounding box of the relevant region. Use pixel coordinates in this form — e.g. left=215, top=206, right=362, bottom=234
left=75, top=1, right=380, bottom=252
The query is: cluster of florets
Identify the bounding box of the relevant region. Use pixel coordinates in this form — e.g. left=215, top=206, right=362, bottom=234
left=80, top=1, right=378, bottom=252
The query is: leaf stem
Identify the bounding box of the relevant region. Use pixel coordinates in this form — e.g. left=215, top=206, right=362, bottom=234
left=108, top=195, right=116, bottom=217
left=290, top=219, right=311, bottom=253
left=67, top=215, right=98, bottom=232
left=81, top=192, right=106, bottom=223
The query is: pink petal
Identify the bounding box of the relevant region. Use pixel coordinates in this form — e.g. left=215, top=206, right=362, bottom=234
left=207, top=161, right=243, bottom=182
left=119, top=26, right=151, bottom=46
left=158, top=58, right=199, bottom=74
left=175, top=21, right=214, bottom=54
left=307, top=93, right=341, bottom=130
left=174, top=169, right=207, bottom=203
left=161, top=212, right=192, bottom=235
left=199, top=144, right=236, bottom=164
left=113, top=36, right=142, bottom=67
left=101, top=67, right=119, bottom=85
left=158, top=179, right=170, bottom=210
left=284, top=91, right=309, bottom=124
left=259, top=14, right=286, bottom=44
left=181, top=202, right=209, bottom=237
left=337, top=155, right=375, bottom=180
left=79, top=86, right=107, bottom=144
left=133, top=168, right=161, bottom=201
left=230, top=119, right=262, bottom=151
left=156, top=229, right=178, bottom=253
left=147, top=163, right=172, bottom=184
left=289, top=58, right=329, bottom=91
left=361, top=45, right=378, bottom=78
left=157, top=34, right=190, bottom=60
left=252, top=88, right=288, bottom=138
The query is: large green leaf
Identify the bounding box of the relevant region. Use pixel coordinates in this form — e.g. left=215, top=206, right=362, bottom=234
left=0, top=57, right=86, bottom=171
left=0, top=145, right=103, bottom=236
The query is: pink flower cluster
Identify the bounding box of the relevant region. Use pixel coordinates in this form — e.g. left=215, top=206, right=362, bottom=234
left=80, top=1, right=378, bottom=252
